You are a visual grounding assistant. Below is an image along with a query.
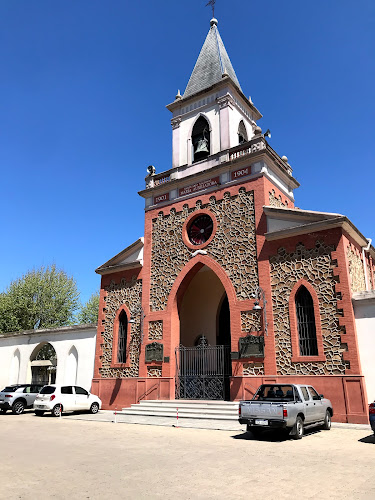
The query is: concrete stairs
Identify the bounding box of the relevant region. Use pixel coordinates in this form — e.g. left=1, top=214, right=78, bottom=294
left=119, top=400, right=239, bottom=421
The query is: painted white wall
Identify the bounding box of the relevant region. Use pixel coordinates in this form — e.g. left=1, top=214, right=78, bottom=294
left=353, top=292, right=375, bottom=403
left=0, top=325, right=96, bottom=393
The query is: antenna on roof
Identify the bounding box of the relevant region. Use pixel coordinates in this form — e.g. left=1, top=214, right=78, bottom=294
left=206, top=0, right=216, bottom=18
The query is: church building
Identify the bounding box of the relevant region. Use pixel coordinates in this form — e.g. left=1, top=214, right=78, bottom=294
left=92, top=18, right=374, bottom=424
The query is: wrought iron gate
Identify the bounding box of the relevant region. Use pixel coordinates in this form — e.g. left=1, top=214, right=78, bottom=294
left=175, top=340, right=231, bottom=400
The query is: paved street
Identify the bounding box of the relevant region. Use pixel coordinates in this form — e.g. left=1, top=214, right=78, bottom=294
left=1, top=411, right=374, bottom=500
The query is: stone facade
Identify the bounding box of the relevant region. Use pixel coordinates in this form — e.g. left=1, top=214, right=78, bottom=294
left=148, top=320, right=163, bottom=340
left=347, top=246, right=366, bottom=293
left=269, top=189, right=288, bottom=208
left=100, top=277, right=142, bottom=378
left=150, top=188, right=258, bottom=311
left=241, top=311, right=262, bottom=333
left=270, top=242, right=346, bottom=376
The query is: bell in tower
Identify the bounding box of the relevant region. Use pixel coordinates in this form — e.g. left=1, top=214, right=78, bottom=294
left=192, top=116, right=210, bottom=162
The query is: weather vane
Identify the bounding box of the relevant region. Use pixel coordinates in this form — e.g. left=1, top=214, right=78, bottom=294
left=206, top=0, right=216, bottom=18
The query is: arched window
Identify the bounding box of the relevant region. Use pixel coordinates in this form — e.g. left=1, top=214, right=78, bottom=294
left=238, top=120, right=248, bottom=144
left=192, top=116, right=210, bottom=162
left=295, top=286, right=318, bottom=356
left=117, top=310, right=128, bottom=363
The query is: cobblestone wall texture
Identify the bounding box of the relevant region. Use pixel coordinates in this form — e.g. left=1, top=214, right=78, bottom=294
left=270, top=242, right=346, bottom=376
left=148, top=320, right=163, bottom=340
left=241, top=311, right=262, bottom=332
left=269, top=189, right=288, bottom=208
left=347, top=246, right=366, bottom=293
left=243, top=361, right=264, bottom=376
left=100, top=277, right=142, bottom=378
left=150, top=188, right=258, bottom=311
left=147, top=366, right=162, bottom=377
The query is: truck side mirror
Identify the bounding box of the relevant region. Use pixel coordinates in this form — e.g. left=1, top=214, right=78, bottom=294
left=320, top=394, right=324, bottom=399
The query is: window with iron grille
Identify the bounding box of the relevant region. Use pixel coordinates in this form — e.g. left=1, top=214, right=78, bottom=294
left=117, top=310, right=128, bottom=363
left=295, top=286, right=318, bottom=356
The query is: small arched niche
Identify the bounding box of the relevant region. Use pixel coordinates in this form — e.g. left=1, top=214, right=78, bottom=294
left=9, top=349, right=21, bottom=385
left=192, top=116, right=210, bottom=162
left=65, top=346, right=78, bottom=385
left=238, top=120, right=248, bottom=144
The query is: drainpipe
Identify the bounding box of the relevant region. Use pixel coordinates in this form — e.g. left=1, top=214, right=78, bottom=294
left=362, top=238, right=372, bottom=291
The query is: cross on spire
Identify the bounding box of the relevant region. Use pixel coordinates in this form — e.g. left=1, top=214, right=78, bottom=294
left=206, top=0, right=216, bottom=18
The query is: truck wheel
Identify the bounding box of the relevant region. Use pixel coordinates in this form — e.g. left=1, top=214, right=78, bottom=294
left=322, top=410, right=331, bottom=430
left=293, top=416, right=304, bottom=440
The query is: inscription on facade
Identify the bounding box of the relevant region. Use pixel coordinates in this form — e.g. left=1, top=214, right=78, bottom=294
left=179, top=176, right=220, bottom=197
left=154, top=193, right=170, bottom=204
left=231, top=167, right=250, bottom=181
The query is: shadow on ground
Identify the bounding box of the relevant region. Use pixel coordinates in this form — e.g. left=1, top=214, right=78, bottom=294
left=232, top=427, right=324, bottom=442
left=358, top=434, right=375, bottom=444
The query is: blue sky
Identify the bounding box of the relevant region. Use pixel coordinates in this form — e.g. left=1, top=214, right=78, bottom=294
left=1, top=0, right=374, bottom=307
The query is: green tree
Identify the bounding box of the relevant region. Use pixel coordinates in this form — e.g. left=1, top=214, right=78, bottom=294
left=77, top=291, right=100, bottom=324
left=0, top=265, right=80, bottom=333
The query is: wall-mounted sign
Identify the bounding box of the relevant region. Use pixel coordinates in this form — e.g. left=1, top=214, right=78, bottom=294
left=179, top=176, right=220, bottom=197
left=145, top=342, right=164, bottom=362
left=154, top=192, right=169, bottom=204
left=239, top=335, right=264, bottom=358
left=231, top=166, right=251, bottom=181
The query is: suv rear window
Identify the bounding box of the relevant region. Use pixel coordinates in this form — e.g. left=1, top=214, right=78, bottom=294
left=1, top=386, right=21, bottom=392
left=40, top=386, right=56, bottom=394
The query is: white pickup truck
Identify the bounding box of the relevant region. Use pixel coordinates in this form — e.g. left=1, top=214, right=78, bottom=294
left=239, top=384, right=333, bottom=439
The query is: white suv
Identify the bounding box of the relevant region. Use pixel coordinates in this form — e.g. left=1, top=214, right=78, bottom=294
left=33, top=385, right=102, bottom=417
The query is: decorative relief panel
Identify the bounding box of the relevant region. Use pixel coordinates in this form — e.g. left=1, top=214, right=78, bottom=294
left=147, top=366, right=162, bottom=378
left=148, top=320, right=163, bottom=340
left=150, top=188, right=258, bottom=311
left=100, top=277, right=142, bottom=378
left=270, top=242, right=345, bottom=376
left=269, top=189, right=288, bottom=208
left=241, top=311, right=262, bottom=333
left=243, top=362, right=264, bottom=376
left=347, top=246, right=366, bottom=292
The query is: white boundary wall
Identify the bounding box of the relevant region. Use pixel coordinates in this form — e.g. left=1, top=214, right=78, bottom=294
left=0, top=324, right=97, bottom=393
left=353, top=292, right=375, bottom=403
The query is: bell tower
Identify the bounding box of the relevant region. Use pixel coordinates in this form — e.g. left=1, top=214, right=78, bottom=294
left=167, top=18, right=262, bottom=170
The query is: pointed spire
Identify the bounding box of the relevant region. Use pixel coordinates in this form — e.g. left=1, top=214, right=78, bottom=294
left=183, top=18, right=242, bottom=99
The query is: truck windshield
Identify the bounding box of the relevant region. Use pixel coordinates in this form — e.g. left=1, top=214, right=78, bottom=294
left=252, top=385, right=295, bottom=402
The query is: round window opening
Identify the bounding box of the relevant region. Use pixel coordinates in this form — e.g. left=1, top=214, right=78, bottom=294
left=187, top=214, right=214, bottom=246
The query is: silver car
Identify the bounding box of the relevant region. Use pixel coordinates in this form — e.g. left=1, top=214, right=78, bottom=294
left=0, top=384, right=44, bottom=415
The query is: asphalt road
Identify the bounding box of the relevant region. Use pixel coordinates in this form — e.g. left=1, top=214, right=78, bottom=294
left=1, top=411, right=374, bottom=500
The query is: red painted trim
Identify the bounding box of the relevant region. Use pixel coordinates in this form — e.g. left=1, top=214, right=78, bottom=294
left=111, top=303, right=132, bottom=368
left=288, top=279, right=326, bottom=363
left=181, top=209, right=218, bottom=250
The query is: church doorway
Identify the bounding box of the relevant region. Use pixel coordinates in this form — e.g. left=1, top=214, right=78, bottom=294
left=176, top=265, right=232, bottom=400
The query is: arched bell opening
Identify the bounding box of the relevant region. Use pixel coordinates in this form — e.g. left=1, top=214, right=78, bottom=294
left=192, top=116, right=210, bottom=162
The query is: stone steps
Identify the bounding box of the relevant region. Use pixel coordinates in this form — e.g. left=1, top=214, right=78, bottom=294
left=119, top=400, right=240, bottom=421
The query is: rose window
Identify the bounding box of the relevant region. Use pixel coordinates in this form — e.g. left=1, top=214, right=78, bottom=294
left=187, top=214, right=214, bottom=246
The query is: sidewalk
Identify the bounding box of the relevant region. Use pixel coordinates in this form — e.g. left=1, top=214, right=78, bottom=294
left=65, top=409, right=372, bottom=432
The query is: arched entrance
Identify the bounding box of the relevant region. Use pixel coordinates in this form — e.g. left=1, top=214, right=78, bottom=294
left=175, top=265, right=232, bottom=400
left=30, top=343, right=57, bottom=386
